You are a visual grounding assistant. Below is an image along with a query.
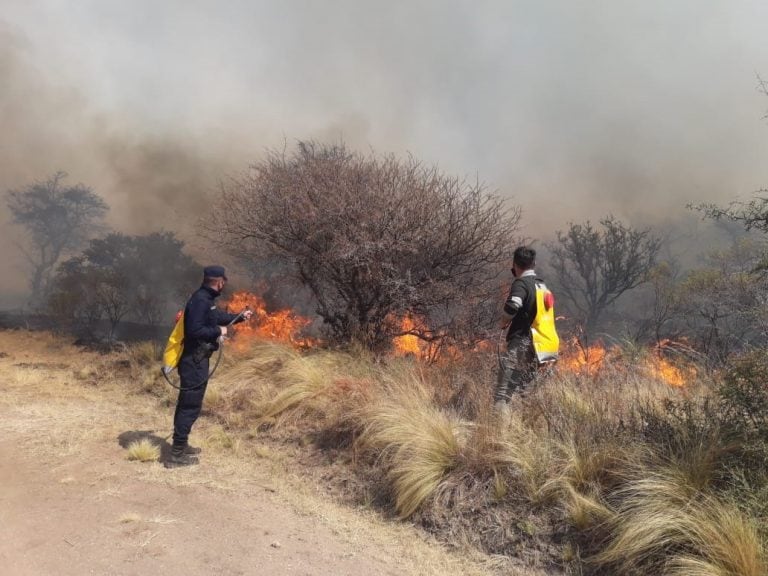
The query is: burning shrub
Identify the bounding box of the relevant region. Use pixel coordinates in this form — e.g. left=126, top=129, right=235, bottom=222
left=226, top=290, right=315, bottom=351
left=209, top=141, right=520, bottom=350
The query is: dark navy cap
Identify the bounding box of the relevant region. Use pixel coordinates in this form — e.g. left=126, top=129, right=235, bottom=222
left=203, top=265, right=227, bottom=280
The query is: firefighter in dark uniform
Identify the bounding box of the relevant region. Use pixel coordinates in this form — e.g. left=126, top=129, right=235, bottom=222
left=496, top=246, right=539, bottom=412
left=166, top=265, right=252, bottom=468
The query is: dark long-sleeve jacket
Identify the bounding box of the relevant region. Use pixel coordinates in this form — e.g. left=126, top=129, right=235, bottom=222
left=182, top=285, right=243, bottom=357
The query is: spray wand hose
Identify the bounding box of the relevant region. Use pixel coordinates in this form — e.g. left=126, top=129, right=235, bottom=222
left=161, top=307, right=250, bottom=391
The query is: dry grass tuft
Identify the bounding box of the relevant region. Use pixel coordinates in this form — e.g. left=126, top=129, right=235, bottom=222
left=666, top=501, right=766, bottom=576
left=498, top=422, right=557, bottom=505
left=116, top=341, right=169, bottom=396
left=126, top=341, right=160, bottom=366
left=203, top=384, right=225, bottom=411
left=126, top=438, right=160, bottom=462
left=253, top=352, right=337, bottom=422
left=206, top=426, right=239, bottom=452
left=561, top=483, right=614, bottom=532
left=252, top=445, right=277, bottom=459
left=221, top=340, right=300, bottom=382
left=359, top=377, right=466, bottom=519
left=73, top=365, right=99, bottom=382
left=555, top=438, right=639, bottom=496
left=591, top=468, right=766, bottom=575
left=211, top=344, right=378, bottom=442
left=10, top=366, right=37, bottom=387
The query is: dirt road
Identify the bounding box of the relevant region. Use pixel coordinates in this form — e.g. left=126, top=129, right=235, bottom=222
left=0, top=332, right=501, bottom=576
left=0, top=431, right=401, bottom=576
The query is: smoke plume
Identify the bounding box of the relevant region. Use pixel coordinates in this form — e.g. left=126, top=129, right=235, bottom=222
left=2, top=1, right=768, bottom=305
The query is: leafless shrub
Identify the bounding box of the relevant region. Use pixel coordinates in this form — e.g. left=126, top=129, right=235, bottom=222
left=208, top=141, right=520, bottom=350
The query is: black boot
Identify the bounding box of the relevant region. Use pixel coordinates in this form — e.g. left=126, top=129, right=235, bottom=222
left=165, top=446, right=199, bottom=469
left=183, top=444, right=202, bottom=455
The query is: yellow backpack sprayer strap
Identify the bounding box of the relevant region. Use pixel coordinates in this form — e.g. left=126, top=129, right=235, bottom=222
left=531, top=282, right=559, bottom=364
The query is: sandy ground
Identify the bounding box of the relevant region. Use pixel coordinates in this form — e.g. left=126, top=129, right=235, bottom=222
left=0, top=331, right=523, bottom=576
left=0, top=436, right=394, bottom=576
left=0, top=431, right=405, bottom=576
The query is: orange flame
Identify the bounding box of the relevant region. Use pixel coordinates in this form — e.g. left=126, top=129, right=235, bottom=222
left=221, top=291, right=696, bottom=386
left=391, top=314, right=432, bottom=358
left=557, top=337, right=696, bottom=386
left=390, top=313, right=463, bottom=362
left=558, top=338, right=609, bottom=375
left=225, top=291, right=315, bottom=351
left=390, top=314, right=494, bottom=363
left=650, top=340, right=696, bottom=387
left=651, top=357, right=687, bottom=387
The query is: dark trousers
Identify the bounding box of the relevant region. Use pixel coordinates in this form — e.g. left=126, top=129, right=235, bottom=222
left=495, top=335, right=537, bottom=402
left=172, top=354, right=209, bottom=448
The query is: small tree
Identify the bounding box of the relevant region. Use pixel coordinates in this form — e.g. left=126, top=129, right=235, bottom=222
left=209, top=141, right=520, bottom=349
left=48, top=232, right=199, bottom=338
left=6, top=172, right=108, bottom=306
left=678, top=239, right=768, bottom=363
left=95, top=274, right=132, bottom=340
left=547, top=216, right=662, bottom=337
left=627, top=261, right=685, bottom=346
left=82, top=232, right=200, bottom=325
left=47, top=256, right=104, bottom=337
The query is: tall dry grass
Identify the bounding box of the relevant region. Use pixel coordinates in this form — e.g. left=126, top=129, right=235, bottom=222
left=591, top=468, right=765, bottom=576
left=125, top=335, right=767, bottom=574
left=358, top=378, right=467, bottom=518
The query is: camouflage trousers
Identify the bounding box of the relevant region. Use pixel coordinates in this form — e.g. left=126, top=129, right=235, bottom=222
left=495, top=335, right=537, bottom=403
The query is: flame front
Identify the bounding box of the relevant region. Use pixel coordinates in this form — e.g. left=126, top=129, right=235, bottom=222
left=558, top=338, right=695, bottom=387
left=225, top=291, right=314, bottom=350
left=649, top=340, right=696, bottom=387
left=222, top=291, right=695, bottom=387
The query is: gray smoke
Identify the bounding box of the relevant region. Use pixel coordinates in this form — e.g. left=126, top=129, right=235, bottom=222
left=2, top=1, right=768, bottom=304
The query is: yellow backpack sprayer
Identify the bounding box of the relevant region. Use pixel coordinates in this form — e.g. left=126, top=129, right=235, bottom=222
left=160, top=307, right=250, bottom=391
left=531, top=280, right=559, bottom=364
left=161, top=310, right=185, bottom=377
left=497, top=279, right=560, bottom=368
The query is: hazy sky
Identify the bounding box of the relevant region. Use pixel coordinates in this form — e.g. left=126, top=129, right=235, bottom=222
left=2, top=1, right=768, bottom=297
